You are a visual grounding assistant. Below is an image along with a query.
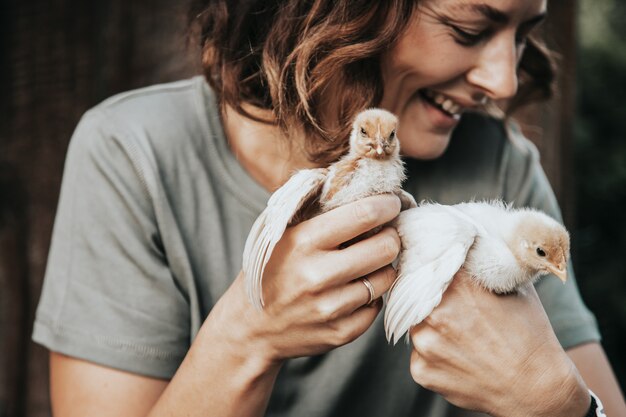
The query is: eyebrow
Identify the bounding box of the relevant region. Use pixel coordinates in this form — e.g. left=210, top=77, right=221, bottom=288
left=456, top=3, right=547, bottom=26
left=471, top=4, right=510, bottom=24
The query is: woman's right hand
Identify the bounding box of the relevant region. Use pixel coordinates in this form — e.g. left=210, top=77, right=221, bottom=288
left=206, top=194, right=402, bottom=367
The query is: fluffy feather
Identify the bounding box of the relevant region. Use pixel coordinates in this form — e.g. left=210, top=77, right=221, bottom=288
left=384, top=201, right=570, bottom=344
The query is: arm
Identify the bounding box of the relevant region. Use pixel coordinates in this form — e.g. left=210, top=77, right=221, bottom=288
left=50, top=194, right=402, bottom=417
left=50, top=276, right=284, bottom=417
left=567, top=342, right=626, bottom=417
left=50, top=353, right=167, bottom=417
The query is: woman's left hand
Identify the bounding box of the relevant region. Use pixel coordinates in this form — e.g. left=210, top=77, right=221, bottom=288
left=409, top=271, right=590, bottom=417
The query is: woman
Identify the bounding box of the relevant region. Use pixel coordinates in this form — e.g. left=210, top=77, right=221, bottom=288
left=34, top=0, right=625, bottom=416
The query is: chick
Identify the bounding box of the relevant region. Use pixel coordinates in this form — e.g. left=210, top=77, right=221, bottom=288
left=243, top=108, right=416, bottom=309
left=384, top=201, right=570, bottom=344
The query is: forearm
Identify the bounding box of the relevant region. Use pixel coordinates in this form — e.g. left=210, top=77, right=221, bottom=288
left=148, top=302, right=282, bottom=417
left=568, top=342, right=626, bottom=417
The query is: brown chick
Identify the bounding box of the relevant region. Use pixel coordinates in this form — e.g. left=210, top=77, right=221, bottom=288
left=243, top=108, right=416, bottom=309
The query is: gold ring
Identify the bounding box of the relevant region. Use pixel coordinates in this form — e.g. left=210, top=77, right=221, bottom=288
left=361, top=277, right=375, bottom=305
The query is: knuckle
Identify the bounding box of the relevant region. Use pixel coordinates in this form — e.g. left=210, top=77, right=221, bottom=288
left=331, top=323, right=357, bottom=346
left=299, top=267, right=323, bottom=292
left=327, top=323, right=345, bottom=346
left=409, top=353, right=426, bottom=381
left=354, top=200, right=379, bottom=228
left=380, top=233, right=401, bottom=261
left=314, top=300, right=339, bottom=322
left=423, top=310, right=449, bottom=333
left=292, top=229, right=316, bottom=253
left=382, top=266, right=397, bottom=290
left=413, top=331, right=438, bottom=358
left=342, top=326, right=360, bottom=345
left=410, top=356, right=437, bottom=391
left=422, top=312, right=439, bottom=328
left=409, top=327, right=421, bottom=346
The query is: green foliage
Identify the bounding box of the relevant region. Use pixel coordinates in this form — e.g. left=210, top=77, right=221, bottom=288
left=575, top=0, right=626, bottom=390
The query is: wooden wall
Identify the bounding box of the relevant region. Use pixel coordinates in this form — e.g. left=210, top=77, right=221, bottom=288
left=0, top=2, right=197, bottom=416
left=0, top=1, right=577, bottom=416
left=514, top=1, right=579, bottom=226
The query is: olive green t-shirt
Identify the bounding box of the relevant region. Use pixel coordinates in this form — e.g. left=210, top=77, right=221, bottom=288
left=33, top=77, right=600, bottom=416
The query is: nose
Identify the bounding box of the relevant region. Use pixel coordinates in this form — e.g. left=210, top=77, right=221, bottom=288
left=466, top=34, right=520, bottom=100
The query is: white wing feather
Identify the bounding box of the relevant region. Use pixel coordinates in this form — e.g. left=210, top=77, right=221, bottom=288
left=384, top=204, right=478, bottom=344
left=243, top=168, right=328, bottom=310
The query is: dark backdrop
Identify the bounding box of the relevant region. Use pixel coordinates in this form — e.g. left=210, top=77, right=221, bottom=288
left=0, top=1, right=622, bottom=416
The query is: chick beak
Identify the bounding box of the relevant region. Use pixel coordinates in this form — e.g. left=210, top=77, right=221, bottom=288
left=547, top=262, right=567, bottom=283
left=376, top=142, right=384, bottom=156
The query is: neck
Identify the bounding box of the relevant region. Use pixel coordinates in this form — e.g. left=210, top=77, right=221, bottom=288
left=221, top=104, right=321, bottom=192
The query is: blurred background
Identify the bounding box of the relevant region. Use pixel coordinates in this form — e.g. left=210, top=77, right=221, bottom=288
left=0, top=0, right=624, bottom=416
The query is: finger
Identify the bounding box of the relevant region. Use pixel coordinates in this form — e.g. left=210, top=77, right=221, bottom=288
left=347, top=266, right=396, bottom=310
left=409, top=321, right=428, bottom=347
left=297, top=194, right=401, bottom=249
left=324, top=226, right=400, bottom=285
left=410, top=325, right=442, bottom=360
left=314, top=266, right=396, bottom=320
left=409, top=349, right=428, bottom=386
left=322, top=299, right=383, bottom=347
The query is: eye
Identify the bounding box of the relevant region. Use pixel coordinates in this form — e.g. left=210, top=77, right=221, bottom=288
left=360, top=127, right=367, bottom=136
left=450, top=25, right=491, bottom=47
left=536, top=247, right=546, bottom=257
left=389, top=130, right=396, bottom=140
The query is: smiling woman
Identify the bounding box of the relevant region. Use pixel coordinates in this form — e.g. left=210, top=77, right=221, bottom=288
left=31, top=0, right=625, bottom=416
left=380, top=0, right=550, bottom=158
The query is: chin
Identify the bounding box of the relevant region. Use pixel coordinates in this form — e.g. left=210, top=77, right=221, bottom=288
left=399, top=130, right=453, bottom=160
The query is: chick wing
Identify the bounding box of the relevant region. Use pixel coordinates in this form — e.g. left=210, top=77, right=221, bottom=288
left=385, top=204, right=481, bottom=344
left=243, top=168, right=328, bottom=309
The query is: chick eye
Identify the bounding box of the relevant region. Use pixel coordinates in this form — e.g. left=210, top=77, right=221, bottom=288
left=360, top=127, right=367, bottom=135
left=536, top=247, right=546, bottom=257
left=389, top=130, right=396, bottom=140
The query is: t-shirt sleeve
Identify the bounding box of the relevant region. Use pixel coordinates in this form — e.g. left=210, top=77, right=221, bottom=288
left=32, top=108, right=190, bottom=379
left=503, top=123, right=601, bottom=350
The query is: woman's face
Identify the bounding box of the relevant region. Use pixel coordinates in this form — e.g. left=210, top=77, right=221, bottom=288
left=380, top=0, right=547, bottom=159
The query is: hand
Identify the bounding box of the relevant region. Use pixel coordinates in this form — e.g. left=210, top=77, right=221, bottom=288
left=206, top=194, right=401, bottom=368
left=408, top=271, right=590, bottom=417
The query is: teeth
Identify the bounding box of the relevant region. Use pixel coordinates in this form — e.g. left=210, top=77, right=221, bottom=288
left=425, top=90, right=463, bottom=116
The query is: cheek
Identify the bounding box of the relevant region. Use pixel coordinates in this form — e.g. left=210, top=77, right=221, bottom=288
left=386, top=21, right=473, bottom=91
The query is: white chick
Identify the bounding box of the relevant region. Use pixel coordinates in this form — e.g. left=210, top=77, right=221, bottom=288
left=243, top=108, right=416, bottom=309
left=384, top=200, right=570, bottom=344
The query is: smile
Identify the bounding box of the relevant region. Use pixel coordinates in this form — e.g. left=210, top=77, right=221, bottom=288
left=419, top=89, right=464, bottom=120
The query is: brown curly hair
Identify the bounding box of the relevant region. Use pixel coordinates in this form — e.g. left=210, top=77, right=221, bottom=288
left=188, top=0, right=555, bottom=163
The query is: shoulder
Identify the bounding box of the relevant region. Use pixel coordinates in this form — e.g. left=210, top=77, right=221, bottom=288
left=95, top=76, right=209, bottom=125
left=67, top=77, right=223, bottom=190
left=75, top=76, right=217, bottom=160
